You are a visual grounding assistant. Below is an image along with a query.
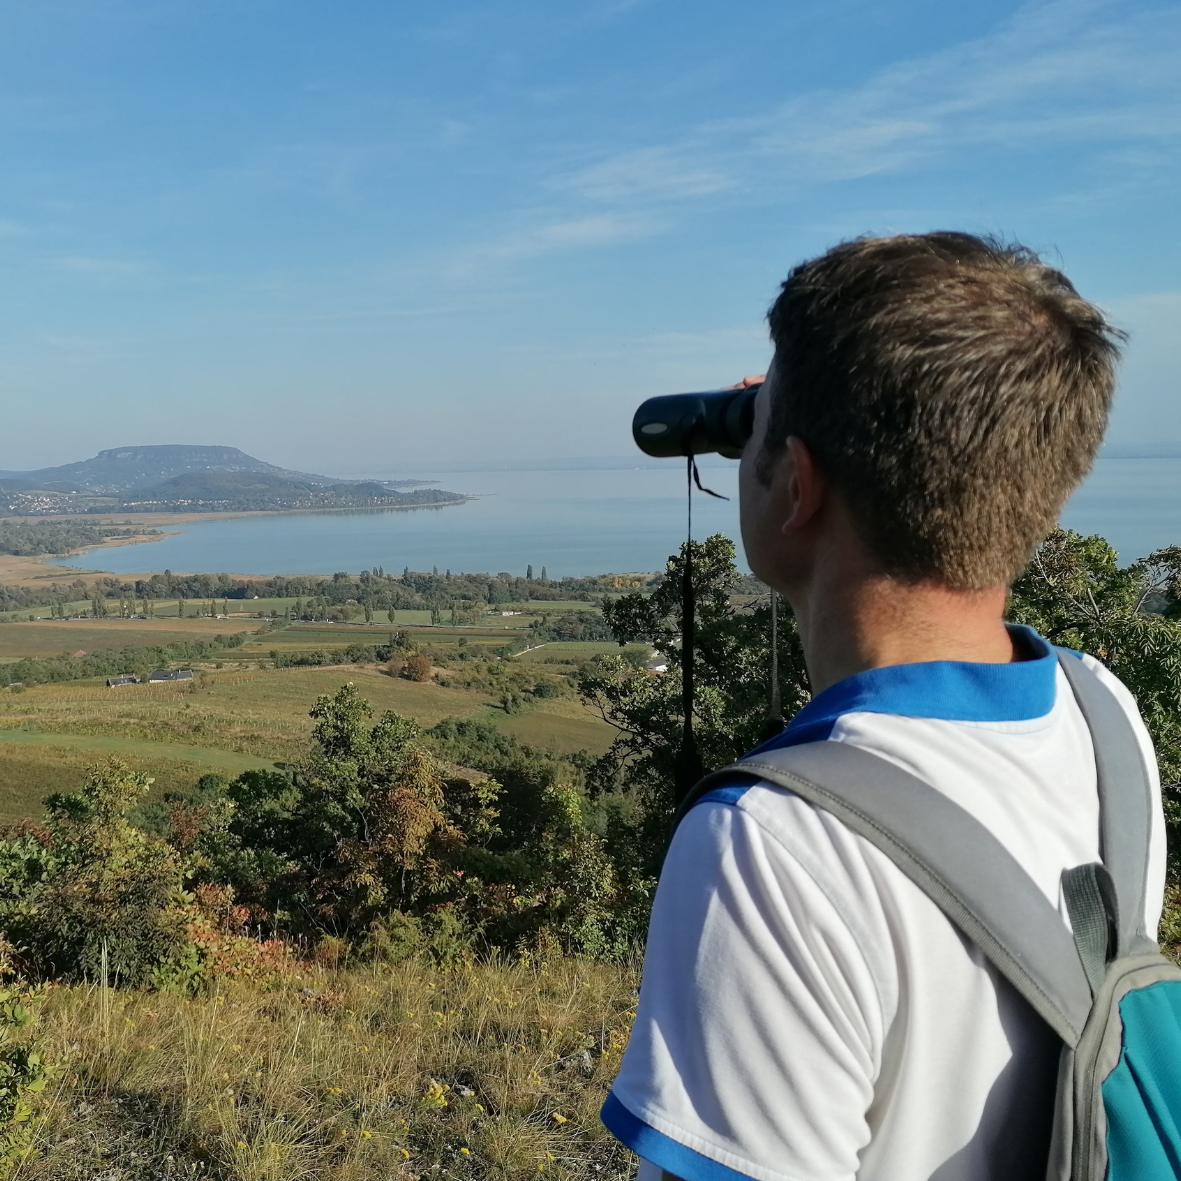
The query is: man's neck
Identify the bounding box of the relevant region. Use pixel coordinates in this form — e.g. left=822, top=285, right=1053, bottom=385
left=788, top=564, right=1015, bottom=697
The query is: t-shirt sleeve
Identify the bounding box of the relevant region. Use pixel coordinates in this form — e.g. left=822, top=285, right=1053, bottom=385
left=602, top=796, right=891, bottom=1181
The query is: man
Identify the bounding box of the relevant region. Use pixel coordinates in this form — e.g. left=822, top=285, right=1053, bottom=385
left=601, top=233, right=1165, bottom=1180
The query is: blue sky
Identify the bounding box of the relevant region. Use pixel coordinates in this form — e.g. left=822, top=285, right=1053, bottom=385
left=1, top=0, right=1179, bottom=475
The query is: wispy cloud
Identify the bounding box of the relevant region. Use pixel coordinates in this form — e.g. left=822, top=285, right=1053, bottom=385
left=447, top=212, right=657, bottom=281
left=44, top=255, right=148, bottom=280
left=557, top=0, right=1181, bottom=206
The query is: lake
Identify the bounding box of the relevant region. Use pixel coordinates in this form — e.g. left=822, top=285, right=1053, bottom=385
left=54, top=457, right=1181, bottom=579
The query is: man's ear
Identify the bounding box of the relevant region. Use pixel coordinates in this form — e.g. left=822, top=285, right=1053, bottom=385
left=781, top=436, right=826, bottom=536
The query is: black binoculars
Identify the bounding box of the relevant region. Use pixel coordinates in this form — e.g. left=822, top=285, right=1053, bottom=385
left=632, top=383, right=762, bottom=459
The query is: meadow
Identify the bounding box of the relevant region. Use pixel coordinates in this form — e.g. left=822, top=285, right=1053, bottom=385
left=21, top=954, right=638, bottom=1181
left=0, top=613, right=634, bottom=820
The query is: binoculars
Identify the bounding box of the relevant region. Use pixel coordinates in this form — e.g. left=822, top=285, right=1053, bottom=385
left=632, top=383, right=762, bottom=459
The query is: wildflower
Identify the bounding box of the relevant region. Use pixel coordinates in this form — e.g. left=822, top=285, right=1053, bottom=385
left=460, top=1148, right=470, bottom=1155
left=236, top=1141, right=247, bottom=1148
left=362, top=1131, right=373, bottom=1139
left=402, top=1149, right=411, bottom=1158
left=550, top=1113, right=567, bottom=1125
left=475, top=1104, right=484, bottom=1112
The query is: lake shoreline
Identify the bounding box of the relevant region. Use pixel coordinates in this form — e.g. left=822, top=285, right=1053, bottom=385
left=0, top=498, right=475, bottom=585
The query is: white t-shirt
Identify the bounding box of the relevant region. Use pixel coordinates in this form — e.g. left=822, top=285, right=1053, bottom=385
left=602, top=628, right=1165, bottom=1181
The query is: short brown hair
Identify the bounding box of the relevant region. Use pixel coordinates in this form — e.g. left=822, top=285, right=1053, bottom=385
left=764, top=232, right=1124, bottom=589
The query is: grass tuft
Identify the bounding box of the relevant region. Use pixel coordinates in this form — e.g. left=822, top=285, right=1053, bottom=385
left=21, top=955, right=639, bottom=1181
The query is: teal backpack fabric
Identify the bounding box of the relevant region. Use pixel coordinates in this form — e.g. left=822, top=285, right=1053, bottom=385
left=1104, top=981, right=1181, bottom=1176
left=677, top=650, right=1181, bottom=1180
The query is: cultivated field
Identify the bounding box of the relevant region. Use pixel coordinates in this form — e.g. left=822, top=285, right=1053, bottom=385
left=0, top=611, right=632, bottom=818
left=0, top=617, right=261, bottom=660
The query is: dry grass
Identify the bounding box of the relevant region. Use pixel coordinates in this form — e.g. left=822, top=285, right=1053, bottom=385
left=20, top=956, right=639, bottom=1181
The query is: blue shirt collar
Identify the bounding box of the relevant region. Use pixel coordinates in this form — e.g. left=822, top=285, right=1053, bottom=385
left=758, top=625, right=1058, bottom=752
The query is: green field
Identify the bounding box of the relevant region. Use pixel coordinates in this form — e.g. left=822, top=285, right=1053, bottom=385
left=0, top=603, right=624, bottom=817
left=0, top=741, right=276, bottom=822
left=0, top=616, right=262, bottom=660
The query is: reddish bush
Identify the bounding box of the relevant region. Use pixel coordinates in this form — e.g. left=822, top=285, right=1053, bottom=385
left=404, top=654, right=433, bottom=682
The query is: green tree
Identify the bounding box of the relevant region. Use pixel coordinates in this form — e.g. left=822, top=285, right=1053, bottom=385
left=1008, top=529, right=1181, bottom=840
left=579, top=534, right=809, bottom=867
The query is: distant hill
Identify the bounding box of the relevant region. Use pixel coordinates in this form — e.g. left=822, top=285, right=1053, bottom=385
left=0, top=445, right=467, bottom=516
left=0, top=445, right=331, bottom=495
left=122, top=470, right=466, bottom=512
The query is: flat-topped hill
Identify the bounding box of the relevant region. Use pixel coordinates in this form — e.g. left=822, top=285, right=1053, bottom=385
left=0, top=444, right=330, bottom=495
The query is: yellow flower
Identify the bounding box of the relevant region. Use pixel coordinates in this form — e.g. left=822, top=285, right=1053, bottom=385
left=236, top=1141, right=247, bottom=1148
left=362, top=1130, right=373, bottom=1139
left=550, top=1113, right=567, bottom=1125
left=475, top=1104, right=484, bottom=1112
left=460, top=1148, right=470, bottom=1155
left=402, top=1149, right=411, bottom=1158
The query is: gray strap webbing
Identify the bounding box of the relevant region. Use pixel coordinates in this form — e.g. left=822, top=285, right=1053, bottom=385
left=682, top=741, right=1094, bottom=1044
left=1062, top=862, right=1118, bottom=996
left=1053, top=651, right=1152, bottom=953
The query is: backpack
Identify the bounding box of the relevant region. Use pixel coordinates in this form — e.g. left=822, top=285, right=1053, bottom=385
left=677, top=649, right=1181, bottom=1181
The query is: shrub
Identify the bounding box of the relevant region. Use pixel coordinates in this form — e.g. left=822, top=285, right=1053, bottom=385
left=405, top=654, right=433, bottom=682
left=0, top=761, right=190, bottom=986
left=0, top=987, right=56, bottom=1172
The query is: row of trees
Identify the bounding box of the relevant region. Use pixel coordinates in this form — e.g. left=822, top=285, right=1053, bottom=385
left=1, top=567, right=659, bottom=617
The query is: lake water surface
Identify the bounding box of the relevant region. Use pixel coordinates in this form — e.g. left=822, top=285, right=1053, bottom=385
left=54, top=457, right=1181, bottom=579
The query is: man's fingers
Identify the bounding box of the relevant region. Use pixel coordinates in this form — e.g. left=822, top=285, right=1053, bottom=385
left=727, top=374, right=767, bottom=389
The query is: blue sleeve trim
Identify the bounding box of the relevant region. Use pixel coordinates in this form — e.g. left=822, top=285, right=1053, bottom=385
left=600, top=1093, right=757, bottom=1181
left=696, top=777, right=757, bottom=808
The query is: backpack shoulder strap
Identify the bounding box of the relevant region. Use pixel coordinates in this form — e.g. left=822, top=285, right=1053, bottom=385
left=1053, top=649, right=1153, bottom=954
left=679, top=740, right=1093, bottom=1044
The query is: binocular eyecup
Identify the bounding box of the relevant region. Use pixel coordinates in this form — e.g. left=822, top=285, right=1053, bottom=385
left=632, top=383, right=761, bottom=459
